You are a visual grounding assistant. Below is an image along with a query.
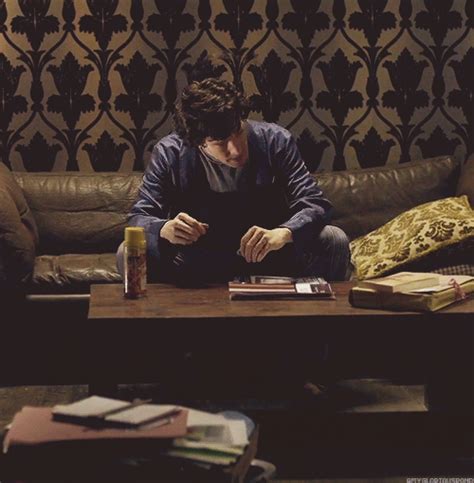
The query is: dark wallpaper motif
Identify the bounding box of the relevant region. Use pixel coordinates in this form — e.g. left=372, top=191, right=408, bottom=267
left=0, top=0, right=472, bottom=172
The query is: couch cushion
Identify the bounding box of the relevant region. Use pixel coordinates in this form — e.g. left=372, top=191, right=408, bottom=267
left=0, top=163, right=38, bottom=284
left=13, top=172, right=143, bottom=255
left=30, top=253, right=121, bottom=294
left=13, top=156, right=460, bottom=254
left=350, top=195, right=474, bottom=280
left=431, top=264, right=474, bottom=276
left=315, top=156, right=460, bottom=240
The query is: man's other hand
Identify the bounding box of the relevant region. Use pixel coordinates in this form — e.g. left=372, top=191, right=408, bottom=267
left=160, top=212, right=208, bottom=245
left=240, top=226, right=292, bottom=263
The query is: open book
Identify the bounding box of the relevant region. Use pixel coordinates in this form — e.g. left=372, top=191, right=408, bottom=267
left=228, top=275, right=335, bottom=300
left=52, top=396, right=180, bottom=428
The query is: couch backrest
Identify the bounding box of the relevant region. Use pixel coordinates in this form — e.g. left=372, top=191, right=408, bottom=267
left=316, top=156, right=460, bottom=240
left=12, top=155, right=460, bottom=254
left=13, top=172, right=143, bottom=255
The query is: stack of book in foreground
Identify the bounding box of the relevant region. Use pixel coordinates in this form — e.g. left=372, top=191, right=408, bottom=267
left=349, top=271, right=474, bottom=312
left=3, top=396, right=254, bottom=469
left=229, top=275, right=335, bottom=300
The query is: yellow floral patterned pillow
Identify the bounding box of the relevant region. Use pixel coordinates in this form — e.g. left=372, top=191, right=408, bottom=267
left=350, top=196, right=474, bottom=280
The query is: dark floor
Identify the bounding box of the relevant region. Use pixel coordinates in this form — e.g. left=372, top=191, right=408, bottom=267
left=1, top=379, right=472, bottom=480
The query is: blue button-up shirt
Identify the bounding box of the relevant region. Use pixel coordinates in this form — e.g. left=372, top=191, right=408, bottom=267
left=129, top=120, right=332, bottom=263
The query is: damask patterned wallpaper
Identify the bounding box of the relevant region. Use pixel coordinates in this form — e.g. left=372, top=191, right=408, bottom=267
left=0, top=0, right=472, bottom=173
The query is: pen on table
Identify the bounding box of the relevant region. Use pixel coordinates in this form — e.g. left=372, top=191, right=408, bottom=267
left=140, top=415, right=176, bottom=430
left=94, top=398, right=153, bottom=419
left=98, top=406, right=180, bottom=430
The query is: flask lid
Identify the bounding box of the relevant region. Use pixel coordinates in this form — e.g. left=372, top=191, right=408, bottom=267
left=125, top=227, right=145, bottom=247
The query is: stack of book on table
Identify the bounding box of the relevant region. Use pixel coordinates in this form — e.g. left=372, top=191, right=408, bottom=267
left=349, top=271, right=474, bottom=312
left=3, top=396, right=255, bottom=470
left=228, top=275, right=335, bottom=300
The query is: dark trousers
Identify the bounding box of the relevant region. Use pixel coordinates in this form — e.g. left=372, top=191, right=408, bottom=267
left=116, top=225, right=350, bottom=394
left=117, top=224, right=350, bottom=284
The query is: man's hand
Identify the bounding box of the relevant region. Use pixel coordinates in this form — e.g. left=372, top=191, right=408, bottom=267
left=240, top=226, right=292, bottom=263
left=160, top=212, right=208, bottom=245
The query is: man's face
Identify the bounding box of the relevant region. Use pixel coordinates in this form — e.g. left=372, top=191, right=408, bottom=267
left=201, top=121, right=248, bottom=168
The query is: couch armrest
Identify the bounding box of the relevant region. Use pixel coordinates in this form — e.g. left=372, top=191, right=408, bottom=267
left=456, top=157, right=474, bottom=207
left=0, top=189, right=36, bottom=286
left=0, top=164, right=38, bottom=288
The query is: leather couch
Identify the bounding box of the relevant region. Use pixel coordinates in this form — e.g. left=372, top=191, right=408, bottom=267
left=1, top=156, right=473, bottom=389
left=1, top=155, right=473, bottom=304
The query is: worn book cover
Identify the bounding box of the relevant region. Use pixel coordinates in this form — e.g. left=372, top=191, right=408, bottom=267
left=357, top=272, right=440, bottom=293
left=350, top=275, right=474, bottom=312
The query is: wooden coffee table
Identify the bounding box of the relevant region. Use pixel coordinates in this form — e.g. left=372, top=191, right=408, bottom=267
left=88, top=282, right=473, bottom=404
left=89, top=281, right=473, bottom=320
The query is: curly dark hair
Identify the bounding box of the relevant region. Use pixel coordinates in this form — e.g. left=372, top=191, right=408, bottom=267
left=173, top=78, right=250, bottom=147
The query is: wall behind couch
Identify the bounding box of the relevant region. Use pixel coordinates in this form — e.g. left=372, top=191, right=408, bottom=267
left=0, top=0, right=472, bottom=172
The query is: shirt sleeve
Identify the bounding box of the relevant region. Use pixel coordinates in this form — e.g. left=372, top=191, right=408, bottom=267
left=128, top=142, right=174, bottom=264
left=273, top=129, right=332, bottom=253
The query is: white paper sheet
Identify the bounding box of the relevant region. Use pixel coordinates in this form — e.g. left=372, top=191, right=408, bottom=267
left=52, top=396, right=130, bottom=418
